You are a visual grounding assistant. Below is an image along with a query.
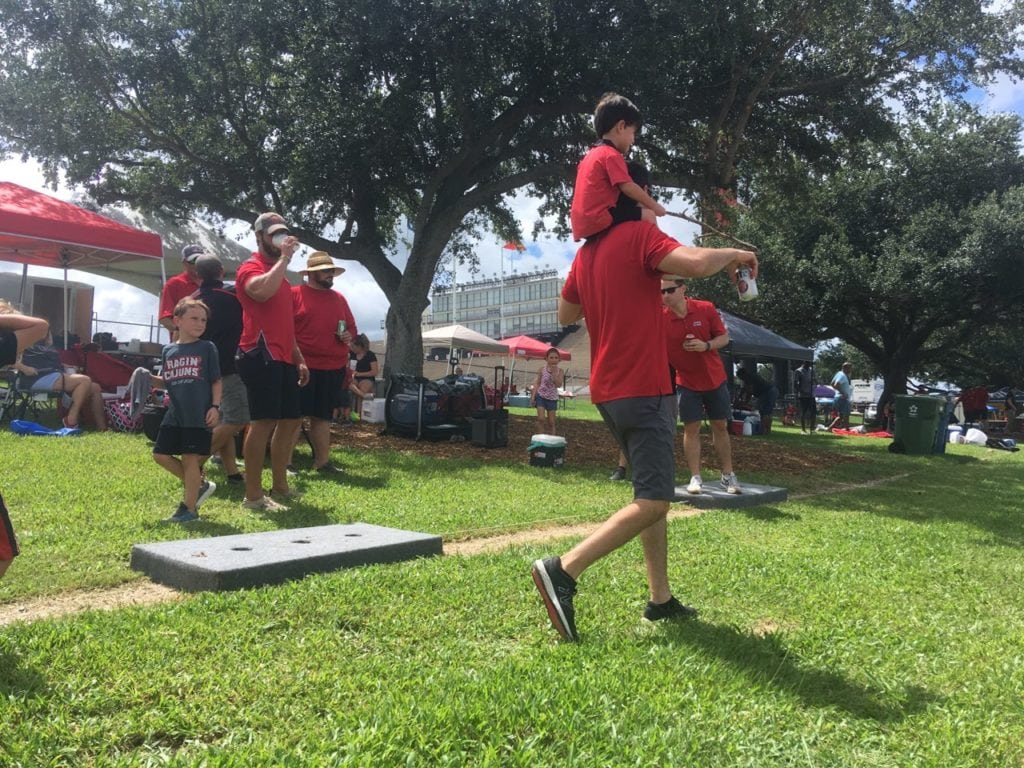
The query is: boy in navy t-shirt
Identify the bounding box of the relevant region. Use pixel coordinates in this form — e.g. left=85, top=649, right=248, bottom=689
left=152, top=298, right=222, bottom=523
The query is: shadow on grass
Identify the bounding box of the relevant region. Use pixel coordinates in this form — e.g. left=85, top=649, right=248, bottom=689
left=0, top=650, right=46, bottom=696
left=727, top=505, right=801, bottom=523
left=658, top=620, right=939, bottom=722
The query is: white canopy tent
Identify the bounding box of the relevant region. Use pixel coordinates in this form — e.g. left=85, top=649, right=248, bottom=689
left=421, top=324, right=508, bottom=374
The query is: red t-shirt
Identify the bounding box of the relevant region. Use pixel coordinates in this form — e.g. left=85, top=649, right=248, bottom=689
left=570, top=143, right=631, bottom=241
left=159, top=271, right=200, bottom=320
left=235, top=252, right=296, bottom=363
left=664, top=300, right=727, bottom=392
left=561, top=221, right=679, bottom=403
left=291, top=284, right=358, bottom=370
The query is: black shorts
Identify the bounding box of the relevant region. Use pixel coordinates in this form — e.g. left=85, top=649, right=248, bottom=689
left=678, top=381, right=731, bottom=423
left=1, top=493, right=19, bottom=561
left=153, top=425, right=213, bottom=456
left=301, top=368, right=344, bottom=420
left=238, top=357, right=301, bottom=421
left=597, top=395, right=677, bottom=502
left=0, top=330, right=17, bottom=368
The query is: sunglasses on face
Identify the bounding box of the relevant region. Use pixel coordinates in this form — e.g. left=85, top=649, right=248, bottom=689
left=661, top=285, right=684, bottom=295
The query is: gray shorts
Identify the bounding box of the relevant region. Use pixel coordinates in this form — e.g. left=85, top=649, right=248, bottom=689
left=218, top=373, right=250, bottom=425
left=678, top=381, right=731, bottom=423
left=597, top=395, right=677, bottom=501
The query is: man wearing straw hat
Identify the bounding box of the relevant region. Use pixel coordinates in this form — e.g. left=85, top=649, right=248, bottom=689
left=291, top=252, right=357, bottom=474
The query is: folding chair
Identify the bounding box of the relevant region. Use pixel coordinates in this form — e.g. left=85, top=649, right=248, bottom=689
left=0, top=369, right=61, bottom=423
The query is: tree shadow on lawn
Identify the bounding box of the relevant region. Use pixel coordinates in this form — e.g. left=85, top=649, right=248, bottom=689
left=722, top=505, right=802, bottom=523
left=817, top=455, right=1024, bottom=545
left=0, top=649, right=47, bottom=697
left=657, top=620, right=939, bottom=722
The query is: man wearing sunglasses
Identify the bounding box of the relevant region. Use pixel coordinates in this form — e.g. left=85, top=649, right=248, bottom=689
left=661, top=278, right=740, bottom=495
left=531, top=164, right=757, bottom=641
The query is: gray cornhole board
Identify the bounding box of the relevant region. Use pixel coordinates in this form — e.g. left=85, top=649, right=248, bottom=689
left=130, top=523, right=442, bottom=592
left=674, top=481, right=787, bottom=508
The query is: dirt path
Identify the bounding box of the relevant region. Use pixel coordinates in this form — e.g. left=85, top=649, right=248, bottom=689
left=0, top=474, right=909, bottom=627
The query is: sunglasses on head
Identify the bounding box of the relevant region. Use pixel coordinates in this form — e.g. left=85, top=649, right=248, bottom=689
left=661, top=285, right=684, bottom=295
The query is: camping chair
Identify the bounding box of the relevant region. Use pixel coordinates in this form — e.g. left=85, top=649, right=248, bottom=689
left=0, top=369, right=62, bottom=423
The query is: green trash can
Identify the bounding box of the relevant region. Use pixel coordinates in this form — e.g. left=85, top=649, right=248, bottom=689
left=893, top=395, right=943, bottom=455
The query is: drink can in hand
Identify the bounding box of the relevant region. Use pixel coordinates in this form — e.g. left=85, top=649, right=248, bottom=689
left=737, top=267, right=758, bottom=302
left=337, top=320, right=347, bottom=336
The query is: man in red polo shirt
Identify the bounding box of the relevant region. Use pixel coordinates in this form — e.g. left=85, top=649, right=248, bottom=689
left=159, top=244, right=204, bottom=338
left=662, top=277, right=740, bottom=495
left=531, top=200, right=758, bottom=641
left=235, top=212, right=310, bottom=512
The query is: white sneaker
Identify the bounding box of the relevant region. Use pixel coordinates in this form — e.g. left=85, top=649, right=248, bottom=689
left=242, top=495, right=288, bottom=512
left=720, top=473, right=741, bottom=494
left=687, top=475, right=703, bottom=494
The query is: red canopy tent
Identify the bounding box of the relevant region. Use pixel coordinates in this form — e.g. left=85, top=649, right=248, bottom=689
left=500, top=334, right=571, bottom=361
left=0, top=181, right=164, bottom=345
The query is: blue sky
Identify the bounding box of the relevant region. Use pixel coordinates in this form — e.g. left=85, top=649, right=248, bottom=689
left=2, top=73, right=1021, bottom=343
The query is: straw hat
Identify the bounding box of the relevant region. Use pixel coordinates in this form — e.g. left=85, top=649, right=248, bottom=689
left=300, top=251, right=345, bottom=276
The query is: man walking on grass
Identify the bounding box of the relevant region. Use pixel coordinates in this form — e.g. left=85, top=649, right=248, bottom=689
left=531, top=175, right=758, bottom=641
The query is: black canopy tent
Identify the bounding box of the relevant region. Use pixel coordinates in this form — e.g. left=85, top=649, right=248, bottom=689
left=718, top=310, right=813, bottom=397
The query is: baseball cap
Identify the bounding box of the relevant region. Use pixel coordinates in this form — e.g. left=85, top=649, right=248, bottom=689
left=181, top=244, right=206, bottom=263
left=253, top=212, right=290, bottom=235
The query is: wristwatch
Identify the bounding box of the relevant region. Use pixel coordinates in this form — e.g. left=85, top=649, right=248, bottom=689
left=210, top=404, right=221, bottom=410
left=705, top=341, right=711, bottom=352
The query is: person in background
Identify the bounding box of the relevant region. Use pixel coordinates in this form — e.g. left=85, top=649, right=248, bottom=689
left=158, top=244, right=204, bottom=339
left=0, top=301, right=49, bottom=582
left=531, top=158, right=758, bottom=642
left=235, top=212, right=310, bottom=511
left=194, top=253, right=248, bottom=484
left=150, top=299, right=222, bottom=523
left=662, top=278, right=740, bottom=495
left=793, top=360, right=817, bottom=433
left=530, top=348, right=565, bottom=435
left=291, top=252, right=355, bottom=473
left=736, top=365, right=778, bottom=434
left=348, top=334, right=378, bottom=419
left=828, top=362, right=854, bottom=430
left=14, top=331, right=107, bottom=430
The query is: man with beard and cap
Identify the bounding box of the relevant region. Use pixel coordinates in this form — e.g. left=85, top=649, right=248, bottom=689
left=234, top=212, right=310, bottom=512
left=290, top=251, right=357, bottom=474
left=194, top=252, right=249, bottom=484
left=159, top=244, right=204, bottom=339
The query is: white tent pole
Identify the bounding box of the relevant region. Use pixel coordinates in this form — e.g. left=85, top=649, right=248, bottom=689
left=63, top=263, right=69, bottom=349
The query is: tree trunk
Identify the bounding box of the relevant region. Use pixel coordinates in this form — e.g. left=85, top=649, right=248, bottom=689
left=384, top=302, right=427, bottom=380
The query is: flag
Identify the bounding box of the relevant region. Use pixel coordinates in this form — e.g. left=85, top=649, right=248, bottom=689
left=502, top=242, right=526, bottom=251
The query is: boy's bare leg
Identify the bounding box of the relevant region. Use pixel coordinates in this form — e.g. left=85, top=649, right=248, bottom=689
left=181, top=454, right=202, bottom=510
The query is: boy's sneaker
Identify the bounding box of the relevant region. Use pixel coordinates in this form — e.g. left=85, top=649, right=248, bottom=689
left=686, top=475, right=703, bottom=494
left=242, top=495, right=288, bottom=512
left=531, top=557, right=578, bottom=642
left=720, top=473, right=741, bottom=494
left=167, top=503, right=199, bottom=524
left=643, top=596, right=698, bottom=622
left=608, top=466, right=627, bottom=482
left=286, top=464, right=299, bottom=477
left=315, top=462, right=342, bottom=475
left=226, top=473, right=244, bottom=484
left=196, top=479, right=217, bottom=508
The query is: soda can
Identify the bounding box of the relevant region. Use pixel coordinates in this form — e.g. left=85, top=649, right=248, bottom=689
left=337, top=320, right=347, bottom=336
left=737, top=267, right=758, bottom=302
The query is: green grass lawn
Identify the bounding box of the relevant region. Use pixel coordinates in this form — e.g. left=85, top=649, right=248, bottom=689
left=1, top=416, right=1023, bottom=765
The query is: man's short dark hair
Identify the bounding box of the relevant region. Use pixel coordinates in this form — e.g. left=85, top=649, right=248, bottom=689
left=195, top=254, right=224, bottom=282
left=594, top=93, right=642, bottom=137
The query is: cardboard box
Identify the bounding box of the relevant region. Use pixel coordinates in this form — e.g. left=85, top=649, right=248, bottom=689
left=361, top=398, right=386, bottom=424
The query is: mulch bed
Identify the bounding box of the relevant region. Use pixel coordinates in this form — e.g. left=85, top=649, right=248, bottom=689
left=329, top=412, right=851, bottom=476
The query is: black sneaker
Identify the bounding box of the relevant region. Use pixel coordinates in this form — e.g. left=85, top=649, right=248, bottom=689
left=196, top=479, right=217, bottom=508
left=167, top=502, right=199, bottom=524
left=643, top=596, right=698, bottom=622
left=531, top=557, right=578, bottom=641
left=226, top=473, right=244, bottom=484
left=608, top=466, right=627, bottom=482
left=315, top=462, right=342, bottom=474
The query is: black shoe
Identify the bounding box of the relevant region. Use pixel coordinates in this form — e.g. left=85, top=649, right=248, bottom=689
left=608, top=466, right=627, bottom=482
left=531, top=557, right=578, bottom=641
left=643, top=596, right=698, bottom=622
left=226, top=473, right=244, bottom=484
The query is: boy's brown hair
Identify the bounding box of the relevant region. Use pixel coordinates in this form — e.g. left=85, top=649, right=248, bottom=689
left=173, top=297, right=210, bottom=319
left=594, top=92, right=642, bottom=138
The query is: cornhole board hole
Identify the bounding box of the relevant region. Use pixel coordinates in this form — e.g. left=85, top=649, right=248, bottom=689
left=131, top=523, right=442, bottom=592
left=674, top=481, right=787, bottom=509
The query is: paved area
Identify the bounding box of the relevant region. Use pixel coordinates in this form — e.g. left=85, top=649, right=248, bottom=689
left=130, top=523, right=443, bottom=592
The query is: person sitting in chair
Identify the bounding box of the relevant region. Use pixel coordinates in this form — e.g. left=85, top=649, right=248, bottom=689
left=12, top=332, right=107, bottom=430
